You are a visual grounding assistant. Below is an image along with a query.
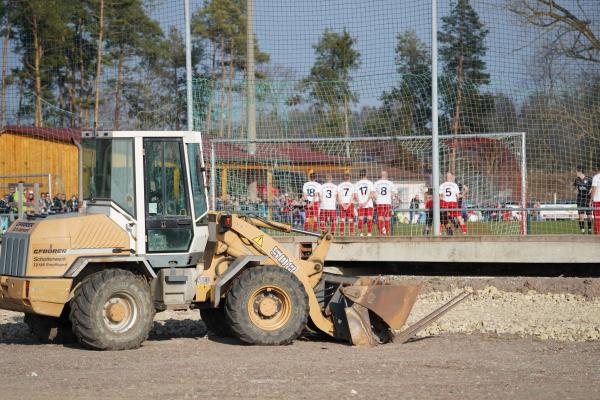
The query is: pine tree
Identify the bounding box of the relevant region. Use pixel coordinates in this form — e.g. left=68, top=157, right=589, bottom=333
left=300, top=29, right=361, bottom=137
left=11, top=0, right=71, bottom=127
left=381, top=30, right=431, bottom=136
left=439, top=0, right=490, bottom=137
left=104, top=0, right=163, bottom=129
left=193, top=0, right=269, bottom=137
left=0, top=0, right=13, bottom=126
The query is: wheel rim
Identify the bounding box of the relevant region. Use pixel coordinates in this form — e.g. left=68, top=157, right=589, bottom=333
left=102, top=292, right=138, bottom=334
left=247, top=285, right=292, bottom=331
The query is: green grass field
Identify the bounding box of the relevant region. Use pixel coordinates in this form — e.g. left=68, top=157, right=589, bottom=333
left=316, top=219, right=592, bottom=236
left=267, top=218, right=594, bottom=237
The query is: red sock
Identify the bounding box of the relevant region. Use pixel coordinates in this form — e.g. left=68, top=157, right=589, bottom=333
left=304, top=219, right=309, bottom=231
left=320, top=214, right=325, bottom=233
left=385, top=220, right=391, bottom=236
left=367, top=219, right=373, bottom=234
left=340, top=220, right=345, bottom=236
left=348, top=219, right=354, bottom=235
left=460, top=223, right=467, bottom=234
left=358, top=219, right=364, bottom=234
left=378, top=219, right=384, bottom=235
left=330, top=219, right=336, bottom=234
left=594, top=218, right=600, bottom=235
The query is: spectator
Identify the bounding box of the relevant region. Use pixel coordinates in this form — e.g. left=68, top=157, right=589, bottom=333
left=67, top=195, right=79, bottom=212
left=532, top=201, right=542, bottom=222
left=38, top=193, right=48, bottom=213
left=409, top=194, right=420, bottom=224
left=52, top=193, right=66, bottom=212
left=294, top=195, right=306, bottom=227
left=422, top=190, right=433, bottom=235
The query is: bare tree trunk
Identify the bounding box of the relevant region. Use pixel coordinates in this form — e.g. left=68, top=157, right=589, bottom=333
left=32, top=15, right=43, bottom=127
left=78, top=21, right=85, bottom=126
left=16, top=78, right=23, bottom=125
left=174, top=65, right=180, bottom=131
left=1, top=19, right=10, bottom=127
left=68, top=78, right=76, bottom=127
left=93, top=0, right=105, bottom=129
left=218, top=38, right=225, bottom=138
left=226, top=45, right=234, bottom=138
left=343, top=96, right=350, bottom=157
left=204, top=46, right=217, bottom=135
left=113, top=47, right=124, bottom=130
left=58, top=79, right=65, bottom=126
left=67, top=55, right=76, bottom=127
left=450, top=55, right=464, bottom=173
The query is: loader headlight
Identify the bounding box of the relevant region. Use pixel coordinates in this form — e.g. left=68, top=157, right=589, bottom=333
left=219, top=214, right=232, bottom=233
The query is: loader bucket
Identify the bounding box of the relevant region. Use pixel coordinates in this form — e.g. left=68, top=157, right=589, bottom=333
left=340, top=281, right=421, bottom=346
left=319, top=274, right=471, bottom=346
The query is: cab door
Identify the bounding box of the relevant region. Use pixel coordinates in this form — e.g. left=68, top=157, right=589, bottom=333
left=144, top=138, right=193, bottom=253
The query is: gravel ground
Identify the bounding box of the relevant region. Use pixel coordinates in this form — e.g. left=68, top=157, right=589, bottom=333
left=1, top=276, right=599, bottom=343
left=0, top=276, right=599, bottom=399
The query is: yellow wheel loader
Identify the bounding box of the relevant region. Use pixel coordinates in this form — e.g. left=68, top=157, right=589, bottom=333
left=0, top=131, right=467, bottom=350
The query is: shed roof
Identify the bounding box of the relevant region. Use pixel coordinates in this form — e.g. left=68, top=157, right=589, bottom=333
left=1, top=125, right=82, bottom=143
left=204, top=137, right=352, bottom=165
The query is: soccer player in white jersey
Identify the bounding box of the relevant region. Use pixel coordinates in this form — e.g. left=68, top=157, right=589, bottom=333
left=355, top=169, right=375, bottom=236
left=590, top=166, right=600, bottom=235
left=439, top=171, right=467, bottom=235
left=337, top=171, right=356, bottom=236
left=374, top=170, right=394, bottom=236
left=302, top=170, right=321, bottom=232
left=319, top=174, right=338, bottom=234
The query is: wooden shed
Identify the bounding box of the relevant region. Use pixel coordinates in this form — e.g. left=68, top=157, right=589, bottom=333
left=0, top=126, right=80, bottom=197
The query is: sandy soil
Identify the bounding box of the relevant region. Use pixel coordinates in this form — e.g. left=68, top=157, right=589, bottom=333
left=0, top=276, right=599, bottom=399
left=0, top=333, right=598, bottom=400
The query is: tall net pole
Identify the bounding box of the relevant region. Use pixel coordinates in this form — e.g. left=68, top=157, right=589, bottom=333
left=246, top=0, right=257, bottom=155
left=431, top=0, right=441, bottom=236
left=184, top=0, right=194, bottom=132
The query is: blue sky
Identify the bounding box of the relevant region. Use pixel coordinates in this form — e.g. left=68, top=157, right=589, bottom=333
left=3, top=0, right=599, bottom=122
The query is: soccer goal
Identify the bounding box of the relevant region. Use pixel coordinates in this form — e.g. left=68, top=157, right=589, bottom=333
left=207, top=133, right=526, bottom=236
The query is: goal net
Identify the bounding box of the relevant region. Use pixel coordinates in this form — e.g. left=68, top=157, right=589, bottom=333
left=208, top=133, right=525, bottom=236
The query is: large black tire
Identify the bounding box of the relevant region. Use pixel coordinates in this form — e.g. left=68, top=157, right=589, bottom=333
left=24, top=312, right=76, bottom=344
left=199, top=307, right=233, bottom=337
left=225, top=266, right=309, bottom=345
left=70, top=269, right=154, bottom=350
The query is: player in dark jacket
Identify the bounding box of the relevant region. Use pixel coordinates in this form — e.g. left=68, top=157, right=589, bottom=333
left=574, top=166, right=593, bottom=234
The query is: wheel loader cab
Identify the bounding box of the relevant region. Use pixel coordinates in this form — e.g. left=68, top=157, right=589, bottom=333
left=82, top=131, right=209, bottom=267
